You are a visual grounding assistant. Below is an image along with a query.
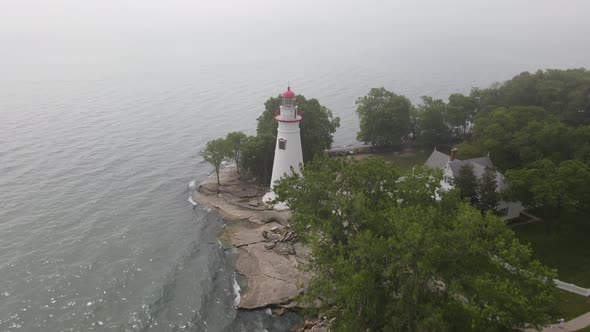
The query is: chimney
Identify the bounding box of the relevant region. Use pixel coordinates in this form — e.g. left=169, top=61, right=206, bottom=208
left=450, top=148, right=458, bottom=161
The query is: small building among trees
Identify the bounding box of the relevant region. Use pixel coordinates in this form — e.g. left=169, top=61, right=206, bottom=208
left=425, top=148, right=524, bottom=219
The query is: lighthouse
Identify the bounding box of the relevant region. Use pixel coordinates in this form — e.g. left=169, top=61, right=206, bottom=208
left=262, top=86, right=303, bottom=210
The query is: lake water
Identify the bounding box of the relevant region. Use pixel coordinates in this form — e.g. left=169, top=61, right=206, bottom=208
left=1, top=1, right=589, bottom=330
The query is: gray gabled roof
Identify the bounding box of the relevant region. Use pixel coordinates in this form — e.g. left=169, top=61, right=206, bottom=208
left=425, top=150, right=453, bottom=169
left=464, top=156, right=494, bottom=168
left=449, top=160, right=486, bottom=178
left=448, top=160, right=506, bottom=191
left=425, top=150, right=506, bottom=191
left=425, top=150, right=494, bottom=171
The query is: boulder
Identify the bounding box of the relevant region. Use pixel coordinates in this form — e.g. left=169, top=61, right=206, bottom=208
left=274, top=242, right=295, bottom=255
left=236, top=242, right=307, bottom=309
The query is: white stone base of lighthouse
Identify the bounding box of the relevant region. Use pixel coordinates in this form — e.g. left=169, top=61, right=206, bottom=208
left=262, top=191, right=289, bottom=211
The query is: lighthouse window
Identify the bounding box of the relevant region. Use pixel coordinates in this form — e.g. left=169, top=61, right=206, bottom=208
left=278, top=138, right=286, bottom=150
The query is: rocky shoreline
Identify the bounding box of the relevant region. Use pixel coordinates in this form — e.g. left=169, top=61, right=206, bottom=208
left=192, top=165, right=326, bottom=330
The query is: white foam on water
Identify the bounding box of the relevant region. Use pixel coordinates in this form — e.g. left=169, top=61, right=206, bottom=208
left=232, top=273, right=241, bottom=308
left=188, top=180, right=196, bottom=189
left=187, top=196, right=197, bottom=206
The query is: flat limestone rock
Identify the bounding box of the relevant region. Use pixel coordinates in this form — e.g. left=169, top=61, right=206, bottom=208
left=193, top=167, right=290, bottom=225
left=193, top=165, right=310, bottom=309
left=228, top=221, right=282, bottom=248
left=236, top=242, right=305, bottom=309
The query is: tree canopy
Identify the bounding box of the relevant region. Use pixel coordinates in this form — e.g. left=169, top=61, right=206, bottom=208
left=274, top=157, right=556, bottom=331
left=462, top=106, right=590, bottom=170
left=456, top=69, right=590, bottom=171
left=453, top=163, right=479, bottom=206
left=476, top=167, right=500, bottom=214
left=473, top=69, right=590, bottom=126
left=417, top=96, right=451, bottom=146
left=504, top=159, right=590, bottom=216
left=356, top=87, right=411, bottom=146
left=447, top=92, right=478, bottom=137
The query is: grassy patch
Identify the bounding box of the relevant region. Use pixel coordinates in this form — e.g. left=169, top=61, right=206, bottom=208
left=554, top=289, right=590, bottom=321
left=512, top=209, right=590, bottom=287
left=375, top=149, right=431, bottom=172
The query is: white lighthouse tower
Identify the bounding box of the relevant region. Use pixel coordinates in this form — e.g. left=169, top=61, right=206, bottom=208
left=262, top=86, right=303, bottom=210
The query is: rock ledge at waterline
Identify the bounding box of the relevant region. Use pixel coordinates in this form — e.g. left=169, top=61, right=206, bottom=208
left=192, top=165, right=311, bottom=309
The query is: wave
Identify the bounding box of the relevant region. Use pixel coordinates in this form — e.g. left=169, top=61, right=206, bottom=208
left=187, top=196, right=197, bottom=206
left=188, top=180, right=196, bottom=190
left=233, top=272, right=241, bottom=308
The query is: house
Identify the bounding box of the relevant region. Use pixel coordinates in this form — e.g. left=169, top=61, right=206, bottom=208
left=425, top=148, right=524, bottom=220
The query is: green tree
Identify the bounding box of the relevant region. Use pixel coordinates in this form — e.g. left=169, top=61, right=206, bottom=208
left=417, top=96, right=451, bottom=146
left=453, top=163, right=478, bottom=205
left=447, top=93, right=477, bottom=137
left=255, top=94, right=340, bottom=163
left=504, top=159, right=590, bottom=217
left=459, top=106, right=558, bottom=169
left=225, top=131, right=248, bottom=174
left=274, top=157, right=556, bottom=331
left=473, top=69, right=590, bottom=125
left=240, top=133, right=276, bottom=185
left=476, top=167, right=499, bottom=214
left=356, top=87, right=411, bottom=146
left=200, top=137, right=230, bottom=186
left=408, top=105, right=421, bottom=141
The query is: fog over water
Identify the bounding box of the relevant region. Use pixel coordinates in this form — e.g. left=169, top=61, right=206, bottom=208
left=1, top=1, right=589, bottom=331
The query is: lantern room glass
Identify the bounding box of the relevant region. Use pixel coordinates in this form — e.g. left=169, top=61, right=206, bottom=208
left=282, top=97, right=295, bottom=107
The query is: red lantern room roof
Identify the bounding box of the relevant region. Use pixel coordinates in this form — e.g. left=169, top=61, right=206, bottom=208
left=281, top=86, right=295, bottom=98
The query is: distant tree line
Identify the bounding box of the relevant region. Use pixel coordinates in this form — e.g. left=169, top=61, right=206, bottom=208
left=355, top=68, right=590, bottom=217
left=356, top=88, right=478, bottom=148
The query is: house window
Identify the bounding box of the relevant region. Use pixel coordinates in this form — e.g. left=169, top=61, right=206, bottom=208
left=278, top=138, right=286, bottom=150
left=498, top=207, right=509, bottom=217
left=444, top=175, right=452, bottom=184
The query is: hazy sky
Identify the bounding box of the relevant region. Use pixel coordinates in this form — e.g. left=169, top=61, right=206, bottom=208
left=1, top=0, right=589, bottom=78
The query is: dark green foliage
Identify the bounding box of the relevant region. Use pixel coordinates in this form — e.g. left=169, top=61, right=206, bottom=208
left=458, top=106, right=582, bottom=170
left=200, top=137, right=230, bottom=186
left=239, top=134, right=276, bottom=185
left=453, top=163, right=478, bottom=205
left=225, top=131, right=247, bottom=174
left=408, top=106, right=421, bottom=141
left=474, top=69, right=590, bottom=126
left=417, top=96, right=451, bottom=146
left=447, top=92, right=478, bottom=138
left=504, top=159, right=590, bottom=215
left=454, top=165, right=499, bottom=215
left=274, top=157, right=556, bottom=331
left=477, top=167, right=499, bottom=214
left=458, top=69, right=590, bottom=171
left=356, top=87, right=412, bottom=146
